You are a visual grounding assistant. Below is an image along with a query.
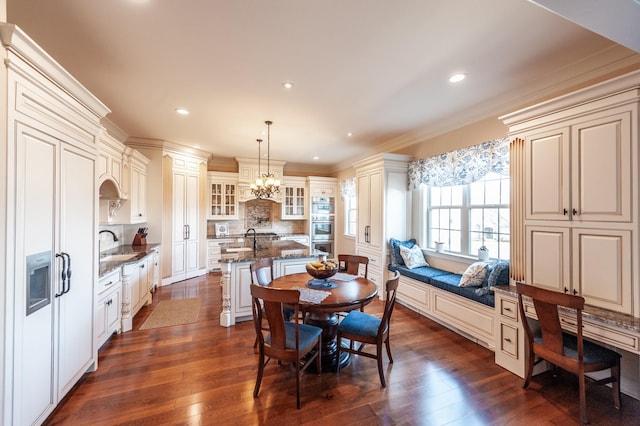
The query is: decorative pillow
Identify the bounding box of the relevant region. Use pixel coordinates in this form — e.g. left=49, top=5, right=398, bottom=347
left=487, top=261, right=510, bottom=287
left=399, top=244, right=428, bottom=269
left=389, top=238, right=416, bottom=266
left=459, top=261, right=491, bottom=287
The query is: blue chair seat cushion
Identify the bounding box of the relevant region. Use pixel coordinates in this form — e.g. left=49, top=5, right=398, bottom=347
left=533, top=333, right=621, bottom=364
left=266, top=322, right=322, bottom=350
left=339, top=310, right=381, bottom=338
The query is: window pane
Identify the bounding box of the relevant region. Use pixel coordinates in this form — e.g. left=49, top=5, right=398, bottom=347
left=485, top=179, right=501, bottom=205
left=501, top=179, right=510, bottom=204
left=469, top=180, right=484, bottom=204
left=431, top=187, right=442, bottom=206
left=424, top=171, right=509, bottom=260
left=451, top=186, right=463, bottom=205
left=449, top=208, right=461, bottom=231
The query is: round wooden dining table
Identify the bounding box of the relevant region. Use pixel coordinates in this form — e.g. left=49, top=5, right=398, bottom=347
left=270, top=272, right=378, bottom=372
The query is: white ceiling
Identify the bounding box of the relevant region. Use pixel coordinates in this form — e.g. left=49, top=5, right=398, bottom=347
left=6, top=0, right=640, bottom=171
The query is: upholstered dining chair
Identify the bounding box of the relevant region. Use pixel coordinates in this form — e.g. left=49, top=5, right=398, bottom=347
left=251, top=284, right=322, bottom=409
left=515, top=282, right=621, bottom=424
left=336, top=271, right=400, bottom=387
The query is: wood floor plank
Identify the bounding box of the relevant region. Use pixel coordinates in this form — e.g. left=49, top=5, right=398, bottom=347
left=43, top=272, right=640, bottom=425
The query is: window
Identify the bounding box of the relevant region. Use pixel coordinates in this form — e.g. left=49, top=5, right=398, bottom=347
left=425, top=172, right=509, bottom=259
left=344, top=194, right=357, bottom=237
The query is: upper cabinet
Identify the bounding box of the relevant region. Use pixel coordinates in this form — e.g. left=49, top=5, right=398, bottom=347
left=98, top=132, right=125, bottom=196
left=281, top=176, right=307, bottom=220
left=524, top=110, right=631, bottom=223
left=308, top=177, right=336, bottom=197
left=502, top=70, right=640, bottom=316
left=99, top=148, right=150, bottom=224
left=208, top=171, right=239, bottom=219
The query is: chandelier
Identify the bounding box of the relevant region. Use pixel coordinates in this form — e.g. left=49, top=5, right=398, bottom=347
left=250, top=120, right=281, bottom=199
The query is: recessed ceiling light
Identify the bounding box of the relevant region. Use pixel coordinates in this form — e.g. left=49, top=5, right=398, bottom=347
left=313, top=156, right=319, bottom=160
left=347, top=132, right=353, bottom=137
left=175, top=108, right=189, bottom=115
left=282, top=82, right=294, bottom=89
left=449, top=73, right=466, bottom=83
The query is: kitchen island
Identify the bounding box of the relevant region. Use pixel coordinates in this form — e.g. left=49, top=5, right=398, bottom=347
left=219, top=239, right=321, bottom=326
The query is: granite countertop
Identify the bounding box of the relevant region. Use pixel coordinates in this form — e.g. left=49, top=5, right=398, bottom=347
left=220, top=239, right=320, bottom=263
left=492, top=284, right=640, bottom=332
left=206, top=233, right=308, bottom=240
left=99, top=243, right=161, bottom=277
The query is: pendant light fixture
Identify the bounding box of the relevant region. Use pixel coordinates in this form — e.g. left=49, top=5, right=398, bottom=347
left=250, top=120, right=281, bottom=199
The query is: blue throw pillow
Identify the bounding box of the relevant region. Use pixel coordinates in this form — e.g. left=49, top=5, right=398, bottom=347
left=389, top=238, right=416, bottom=266
left=487, top=261, right=510, bottom=287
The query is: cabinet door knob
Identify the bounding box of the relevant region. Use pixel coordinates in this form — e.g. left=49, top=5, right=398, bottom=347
left=572, top=208, right=578, bottom=215
left=563, top=287, right=569, bottom=293
left=563, top=208, right=568, bottom=215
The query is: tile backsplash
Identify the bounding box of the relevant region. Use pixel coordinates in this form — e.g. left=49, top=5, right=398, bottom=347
left=207, top=200, right=307, bottom=236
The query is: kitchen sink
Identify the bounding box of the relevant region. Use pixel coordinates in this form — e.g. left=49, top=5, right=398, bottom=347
left=100, top=253, right=139, bottom=262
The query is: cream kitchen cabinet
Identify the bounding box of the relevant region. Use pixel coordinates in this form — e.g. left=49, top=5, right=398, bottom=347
left=121, top=255, right=153, bottom=332
left=526, top=225, right=632, bottom=314
left=171, top=155, right=202, bottom=282
left=98, top=131, right=125, bottom=195
left=353, top=153, right=412, bottom=295
left=208, top=172, right=238, bottom=219
left=502, top=70, right=640, bottom=316
left=95, top=269, right=122, bottom=350
left=494, top=292, right=525, bottom=378
left=106, top=148, right=150, bottom=224
left=308, top=177, right=337, bottom=197
left=207, top=238, right=234, bottom=271
left=282, top=176, right=307, bottom=219
left=524, top=109, right=631, bottom=223
left=2, top=24, right=109, bottom=425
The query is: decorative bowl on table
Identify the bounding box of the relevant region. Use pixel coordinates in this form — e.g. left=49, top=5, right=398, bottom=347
left=305, top=261, right=339, bottom=289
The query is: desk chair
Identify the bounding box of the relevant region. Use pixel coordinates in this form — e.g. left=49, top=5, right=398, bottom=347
left=516, top=282, right=621, bottom=424
left=336, top=271, right=400, bottom=387
left=251, top=284, right=322, bottom=409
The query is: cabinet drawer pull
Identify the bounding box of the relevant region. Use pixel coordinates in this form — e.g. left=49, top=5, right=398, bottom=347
left=504, top=307, right=512, bottom=312
left=504, top=338, right=512, bottom=343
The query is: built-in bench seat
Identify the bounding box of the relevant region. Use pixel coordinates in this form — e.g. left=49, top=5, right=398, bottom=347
left=389, top=264, right=496, bottom=307
left=389, top=260, right=509, bottom=350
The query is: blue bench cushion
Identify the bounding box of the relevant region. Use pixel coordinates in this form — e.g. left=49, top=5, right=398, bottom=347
left=389, top=264, right=499, bottom=308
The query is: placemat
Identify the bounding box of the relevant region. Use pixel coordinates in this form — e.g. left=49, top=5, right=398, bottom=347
left=333, top=272, right=358, bottom=281
left=293, top=286, right=332, bottom=304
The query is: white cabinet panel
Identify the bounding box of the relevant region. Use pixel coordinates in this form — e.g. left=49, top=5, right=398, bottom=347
left=573, top=229, right=631, bottom=313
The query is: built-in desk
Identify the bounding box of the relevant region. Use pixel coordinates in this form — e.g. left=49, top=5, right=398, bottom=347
left=492, top=284, right=640, bottom=399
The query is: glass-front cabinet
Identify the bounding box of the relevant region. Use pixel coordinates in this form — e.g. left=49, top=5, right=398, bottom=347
left=281, top=176, right=307, bottom=220
left=207, top=172, right=239, bottom=219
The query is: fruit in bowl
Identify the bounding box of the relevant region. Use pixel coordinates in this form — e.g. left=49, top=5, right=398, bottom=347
left=306, top=260, right=338, bottom=280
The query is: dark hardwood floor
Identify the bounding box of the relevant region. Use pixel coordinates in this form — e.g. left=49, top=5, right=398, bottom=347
left=45, top=273, right=639, bottom=425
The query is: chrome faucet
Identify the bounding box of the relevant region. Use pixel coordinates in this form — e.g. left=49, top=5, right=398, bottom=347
left=99, top=229, right=119, bottom=242
left=244, top=228, right=257, bottom=251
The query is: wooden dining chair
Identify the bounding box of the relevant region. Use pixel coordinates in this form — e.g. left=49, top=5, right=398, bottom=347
left=336, top=271, right=400, bottom=387
left=251, top=284, right=322, bottom=409
left=250, top=258, right=274, bottom=286
left=337, top=254, right=369, bottom=278
left=337, top=254, right=370, bottom=313
left=516, top=282, right=621, bottom=424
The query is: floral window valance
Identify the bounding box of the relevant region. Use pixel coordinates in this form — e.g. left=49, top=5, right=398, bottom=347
left=340, top=177, right=356, bottom=199
left=408, top=137, right=510, bottom=189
